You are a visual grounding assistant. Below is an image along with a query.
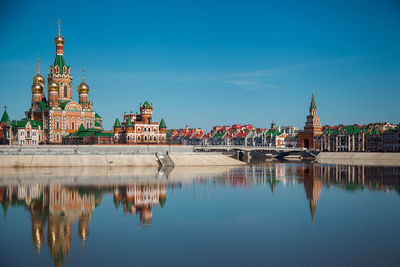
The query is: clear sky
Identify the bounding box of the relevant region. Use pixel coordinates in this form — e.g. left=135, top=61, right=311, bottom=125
left=0, top=0, right=399, bottom=130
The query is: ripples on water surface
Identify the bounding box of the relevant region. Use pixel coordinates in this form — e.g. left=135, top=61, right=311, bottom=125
left=0, top=162, right=399, bottom=266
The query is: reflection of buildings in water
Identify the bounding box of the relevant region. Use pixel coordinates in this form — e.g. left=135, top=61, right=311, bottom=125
left=297, top=165, right=323, bottom=224
left=1, top=164, right=399, bottom=265
left=0, top=183, right=97, bottom=267
left=315, top=165, right=400, bottom=193
left=115, top=184, right=167, bottom=225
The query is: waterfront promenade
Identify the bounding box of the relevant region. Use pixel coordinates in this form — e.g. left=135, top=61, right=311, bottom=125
left=0, top=145, right=245, bottom=167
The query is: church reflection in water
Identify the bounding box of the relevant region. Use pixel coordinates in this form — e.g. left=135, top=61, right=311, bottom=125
left=0, top=163, right=399, bottom=267
left=0, top=182, right=173, bottom=267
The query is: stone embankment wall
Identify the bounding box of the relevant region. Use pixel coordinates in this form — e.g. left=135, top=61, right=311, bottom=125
left=316, top=152, right=400, bottom=166
left=0, top=145, right=245, bottom=167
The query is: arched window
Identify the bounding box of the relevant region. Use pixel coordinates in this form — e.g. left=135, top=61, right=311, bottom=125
left=144, top=136, right=148, bottom=141
left=63, top=66, right=67, bottom=74
left=56, top=118, right=60, bottom=129
left=55, top=66, right=59, bottom=73
left=64, top=86, right=68, bottom=98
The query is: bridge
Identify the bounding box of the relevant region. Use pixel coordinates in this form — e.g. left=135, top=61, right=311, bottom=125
left=193, top=145, right=305, bottom=152
left=193, top=145, right=313, bottom=163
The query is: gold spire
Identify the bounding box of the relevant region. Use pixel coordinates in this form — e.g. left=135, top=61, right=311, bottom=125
left=58, top=19, right=61, bottom=36
left=82, top=68, right=85, bottom=82
left=37, top=59, right=40, bottom=74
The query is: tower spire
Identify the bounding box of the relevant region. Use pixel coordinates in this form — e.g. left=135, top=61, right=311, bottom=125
left=310, top=88, right=316, bottom=113
left=82, top=67, right=85, bottom=82
left=58, top=19, right=61, bottom=36
left=36, top=59, right=40, bottom=74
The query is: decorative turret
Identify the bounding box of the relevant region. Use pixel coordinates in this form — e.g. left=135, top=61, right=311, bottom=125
left=159, top=118, right=167, bottom=134
left=113, top=118, right=121, bottom=128
left=113, top=118, right=122, bottom=135
left=48, top=19, right=73, bottom=101
left=140, top=101, right=153, bottom=124
left=0, top=106, right=10, bottom=125
left=47, top=80, right=60, bottom=108
left=126, top=118, right=133, bottom=127
left=78, top=68, right=90, bottom=109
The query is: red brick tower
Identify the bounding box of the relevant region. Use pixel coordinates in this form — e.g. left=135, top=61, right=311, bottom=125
left=47, top=20, right=73, bottom=101
left=140, top=101, right=153, bottom=124
left=298, top=90, right=322, bottom=149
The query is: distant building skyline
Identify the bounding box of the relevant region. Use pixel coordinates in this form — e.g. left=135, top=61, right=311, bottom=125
left=1, top=0, right=399, bottom=130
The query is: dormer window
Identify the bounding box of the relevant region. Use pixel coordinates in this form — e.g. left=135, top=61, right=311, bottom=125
left=63, top=66, right=67, bottom=74
left=55, top=66, right=59, bottom=74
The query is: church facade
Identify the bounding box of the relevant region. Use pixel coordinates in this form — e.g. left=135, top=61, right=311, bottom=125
left=1, top=21, right=103, bottom=145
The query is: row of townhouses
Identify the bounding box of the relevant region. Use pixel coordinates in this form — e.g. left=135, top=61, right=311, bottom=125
left=166, top=122, right=295, bottom=148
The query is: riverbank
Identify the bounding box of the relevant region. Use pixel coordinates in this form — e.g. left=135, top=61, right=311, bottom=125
left=316, top=152, right=400, bottom=166
left=0, top=145, right=245, bottom=167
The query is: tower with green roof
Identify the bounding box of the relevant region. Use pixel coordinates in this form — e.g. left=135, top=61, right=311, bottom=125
left=0, top=106, right=10, bottom=125
left=47, top=19, right=73, bottom=102
left=159, top=118, right=167, bottom=134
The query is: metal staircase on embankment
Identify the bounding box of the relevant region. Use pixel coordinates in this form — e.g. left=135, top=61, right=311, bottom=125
left=156, top=153, right=174, bottom=167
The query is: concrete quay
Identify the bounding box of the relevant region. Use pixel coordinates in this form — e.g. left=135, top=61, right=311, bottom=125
left=316, top=152, right=400, bottom=166
left=0, top=145, right=245, bottom=167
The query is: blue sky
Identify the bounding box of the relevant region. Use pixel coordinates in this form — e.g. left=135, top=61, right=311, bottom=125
left=0, top=0, right=399, bottom=130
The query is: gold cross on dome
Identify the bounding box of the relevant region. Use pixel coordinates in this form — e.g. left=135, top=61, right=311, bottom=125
left=37, top=59, right=40, bottom=74
left=82, top=68, right=85, bottom=81
left=58, top=19, right=61, bottom=35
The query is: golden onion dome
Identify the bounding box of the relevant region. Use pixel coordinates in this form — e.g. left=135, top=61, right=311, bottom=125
left=78, top=81, right=90, bottom=93
left=55, top=35, right=65, bottom=45
left=55, top=20, right=65, bottom=45
left=78, top=68, right=89, bottom=93
left=33, top=59, right=44, bottom=85
left=47, top=80, right=60, bottom=91
left=31, top=82, right=44, bottom=94
left=33, top=73, right=45, bottom=85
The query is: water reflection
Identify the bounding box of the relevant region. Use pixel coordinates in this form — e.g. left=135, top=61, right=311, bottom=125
left=0, top=163, right=399, bottom=267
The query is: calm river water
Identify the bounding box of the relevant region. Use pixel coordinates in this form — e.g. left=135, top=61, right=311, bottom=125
left=0, top=162, right=399, bottom=266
